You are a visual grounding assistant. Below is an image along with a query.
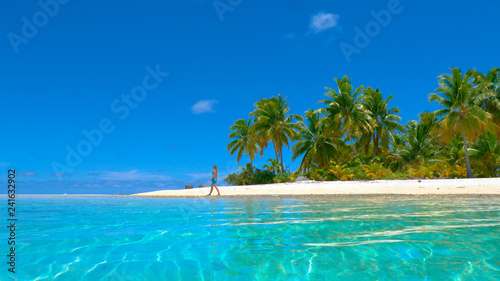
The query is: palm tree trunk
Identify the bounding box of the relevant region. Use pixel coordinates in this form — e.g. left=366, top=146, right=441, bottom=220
left=272, top=141, right=279, bottom=167
left=372, top=126, right=383, bottom=158
left=279, top=148, right=285, bottom=173
left=462, top=129, right=475, bottom=178
left=348, top=131, right=358, bottom=157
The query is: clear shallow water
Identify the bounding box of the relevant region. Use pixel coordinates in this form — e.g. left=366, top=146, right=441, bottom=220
left=3, top=195, right=500, bottom=281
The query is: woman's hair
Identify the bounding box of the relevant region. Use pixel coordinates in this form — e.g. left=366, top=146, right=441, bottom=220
left=213, top=165, right=217, bottom=172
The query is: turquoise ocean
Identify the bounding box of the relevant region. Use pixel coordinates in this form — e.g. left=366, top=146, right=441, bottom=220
left=2, top=195, right=500, bottom=280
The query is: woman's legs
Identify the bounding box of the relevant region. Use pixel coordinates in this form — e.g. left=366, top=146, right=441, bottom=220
left=213, top=184, right=220, bottom=196
left=208, top=183, right=220, bottom=196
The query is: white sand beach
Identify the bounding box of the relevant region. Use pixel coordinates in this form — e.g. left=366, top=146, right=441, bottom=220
left=132, top=178, right=500, bottom=197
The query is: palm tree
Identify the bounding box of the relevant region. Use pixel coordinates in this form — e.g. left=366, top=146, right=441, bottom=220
left=249, top=94, right=302, bottom=173
left=227, top=118, right=259, bottom=167
left=316, top=76, right=372, bottom=158
left=387, top=117, right=437, bottom=168
left=438, top=134, right=465, bottom=167
left=263, top=158, right=280, bottom=174
left=473, top=68, right=500, bottom=139
left=361, top=87, right=403, bottom=157
left=292, top=109, right=338, bottom=172
left=237, top=162, right=254, bottom=173
left=470, top=132, right=500, bottom=177
left=237, top=163, right=254, bottom=185
left=429, top=68, right=495, bottom=178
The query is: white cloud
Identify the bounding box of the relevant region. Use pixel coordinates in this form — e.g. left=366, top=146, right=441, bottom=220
left=310, top=12, right=339, bottom=33
left=0, top=162, right=11, bottom=167
left=93, top=170, right=171, bottom=181
left=191, top=100, right=218, bottom=114
left=19, top=170, right=37, bottom=176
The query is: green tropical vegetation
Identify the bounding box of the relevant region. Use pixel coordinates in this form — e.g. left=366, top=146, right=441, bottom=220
left=224, top=67, right=500, bottom=185
left=249, top=94, right=303, bottom=173
left=227, top=118, right=259, bottom=167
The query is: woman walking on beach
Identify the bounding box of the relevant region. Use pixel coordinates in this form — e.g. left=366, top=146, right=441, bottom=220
left=208, top=165, right=220, bottom=196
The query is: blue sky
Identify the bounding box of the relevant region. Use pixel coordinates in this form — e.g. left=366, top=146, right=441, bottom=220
left=1, top=0, right=499, bottom=194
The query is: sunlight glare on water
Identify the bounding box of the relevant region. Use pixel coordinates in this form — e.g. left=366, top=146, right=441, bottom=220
left=4, top=195, right=500, bottom=280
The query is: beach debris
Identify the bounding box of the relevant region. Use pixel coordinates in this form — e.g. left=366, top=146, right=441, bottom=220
left=295, top=176, right=310, bottom=182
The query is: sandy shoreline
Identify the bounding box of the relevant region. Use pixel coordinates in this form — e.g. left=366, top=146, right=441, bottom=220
left=131, top=178, right=500, bottom=198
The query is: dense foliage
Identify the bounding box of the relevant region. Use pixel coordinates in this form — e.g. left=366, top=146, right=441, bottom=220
left=225, top=68, right=500, bottom=185
left=224, top=163, right=275, bottom=185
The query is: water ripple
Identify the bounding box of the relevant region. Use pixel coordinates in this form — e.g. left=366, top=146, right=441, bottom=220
left=4, top=196, right=500, bottom=280
left=303, top=239, right=407, bottom=247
